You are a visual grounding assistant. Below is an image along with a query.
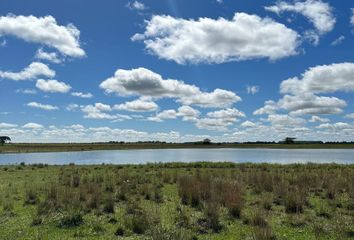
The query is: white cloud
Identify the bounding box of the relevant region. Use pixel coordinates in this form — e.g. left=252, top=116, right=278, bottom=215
left=267, top=114, right=306, bottom=127
left=132, top=13, right=299, bottom=64
left=0, top=39, right=6, bottom=47
left=36, top=79, right=71, bottom=93
left=247, top=85, right=260, bottom=95
left=0, top=122, right=17, bottom=128
left=280, top=63, right=354, bottom=95
left=100, top=67, right=240, bottom=108
left=278, top=94, right=346, bottom=115
left=0, top=15, right=85, bottom=57
left=179, top=89, right=241, bottom=108
left=16, top=88, right=37, bottom=94
left=114, top=98, right=158, bottom=112
left=0, top=62, right=55, bottom=81
left=27, top=102, right=59, bottom=111
left=127, top=1, right=146, bottom=11
left=71, top=92, right=93, bottom=98
left=265, top=0, right=335, bottom=40
left=148, top=105, right=200, bottom=122
left=345, top=113, right=354, bottom=119
left=351, top=8, right=354, bottom=26
left=253, top=100, right=278, bottom=115
left=196, top=108, right=245, bottom=131
left=241, top=121, right=256, bottom=128
left=177, top=106, right=200, bottom=121
left=22, top=122, right=44, bottom=129
left=148, top=109, right=177, bottom=122
left=206, top=108, right=245, bottom=119
left=309, top=115, right=330, bottom=123
left=331, top=36, right=345, bottom=46
left=35, top=48, right=62, bottom=63
left=66, top=103, right=80, bottom=112
left=81, top=103, right=131, bottom=121
left=317, top=122, right=353, bottom=130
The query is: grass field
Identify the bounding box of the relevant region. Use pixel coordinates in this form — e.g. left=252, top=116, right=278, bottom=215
left=1, top=142, right=354, bottom=153
left=0, top=162, right=353, bottom=240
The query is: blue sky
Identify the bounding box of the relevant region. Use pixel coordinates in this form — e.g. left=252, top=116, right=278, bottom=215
left=0, top=0, right=354, bottom=142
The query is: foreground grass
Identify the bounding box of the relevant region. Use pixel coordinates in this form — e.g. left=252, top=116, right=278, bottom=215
left=1, top=142, right=354, bottom=153
left=0, top=162, right=353, bottom=240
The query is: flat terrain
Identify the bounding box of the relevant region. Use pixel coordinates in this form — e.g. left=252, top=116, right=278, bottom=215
left=1, top=142, right=354, bottom=153
left=0, top=162, right=353, bottom=239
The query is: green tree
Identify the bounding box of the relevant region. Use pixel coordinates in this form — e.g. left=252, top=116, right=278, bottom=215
left=284, top=137, right=296, bottom=144
left=0, top=136, right=11, bottom=145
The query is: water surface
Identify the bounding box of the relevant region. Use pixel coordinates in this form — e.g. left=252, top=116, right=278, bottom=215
left=0, top=148, right=353, bottom=165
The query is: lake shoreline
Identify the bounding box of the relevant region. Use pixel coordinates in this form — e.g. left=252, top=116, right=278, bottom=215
left=1, top=142, right=354, bottom=154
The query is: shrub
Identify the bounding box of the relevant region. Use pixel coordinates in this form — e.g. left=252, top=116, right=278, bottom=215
left=251, top=209, right=268, bottom=228
left=125, top=203, right=151, bottom=234
left=58, top=212, right=83, bottom=228
left=115, top=226, right=125, bottom=236
left=223, top=181, right=244, bottom=218
left=102, top=193, right=115, bottom=214
left=200, top=202, right=222, bottom=233
left=251, top=226, right=276, bottom=240
left=24, top=187, right=38, bottom=205
left=284, top=187, right=307, bottom=214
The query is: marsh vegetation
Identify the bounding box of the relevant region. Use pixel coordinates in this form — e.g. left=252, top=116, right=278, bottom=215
left=0, top=162, right=353, bottom=239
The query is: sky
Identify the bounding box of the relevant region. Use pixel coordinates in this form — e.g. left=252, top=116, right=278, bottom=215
left=0, top=0, right=354, bottom=143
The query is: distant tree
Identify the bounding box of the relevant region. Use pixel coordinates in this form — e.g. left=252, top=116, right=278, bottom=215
left=203, top=138, right=211, bottom=144
left=284, top=137, right=296, bottom=144
left=0, top=136, right=11, bottom=145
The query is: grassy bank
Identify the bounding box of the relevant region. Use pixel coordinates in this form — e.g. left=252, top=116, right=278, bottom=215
left=1, top=142, right=354, bottom=153
left=0, top=162, right=353, bottom=239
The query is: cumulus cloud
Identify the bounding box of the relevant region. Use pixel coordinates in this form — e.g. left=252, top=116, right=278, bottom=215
left=132, top=13, right=299, bottom=64
left=255, top=62, right=354, bottom=119
left=278, top=94, right=346, bottom=115
left=177, top=106, right=200, bottom=121
left=0, top=39, right=6, bottom=47
left=0, top=62, right=55, bottom=81
left=253, top=100, right=278, bottom=115
left=351, top=8, right=354, bottom=26
left=22, top=122, right=44, bottom=129
left=148, top=105, right=200, bottom=122
left=247, top=85, right=260, bottom=95
left=66, top=103, right=80, bottom=112
left=36, top=79, right=71, bottom=93
left=241, top=121, right=256, bottom=128
left=114, top=98, right=158, bottom=112
left=35, top=48, right=62, bottom=63
left=331, top=36, right=345, bottom=46
left=71, top=92, right=93, bottom=98
left=316, top=122, right=353, bottom=130
left=0, top=15, right=85, bottom=57
left=100, top=67, right=240, bottom=108
left=126, top=1, right=146, bottom=11
left=267, top=114, right=306, bottom=127
left=309, top=115, right=330, bottom=123
left=148, top=109, right=177, bottom=122
left=196, top=108, right=245, bottom=131
left=16, top=88, right=37, bottom=94
left=81, top=103, right=131, bottom=121
left=280, top=62, right=354, bottom=95
left=265, top=0, right=335, bottom=42
left=345, top=113, right=354, bottom=119
left=0, top=122, right=18, bottom=128
left=27, top=101, right=59, bottom=111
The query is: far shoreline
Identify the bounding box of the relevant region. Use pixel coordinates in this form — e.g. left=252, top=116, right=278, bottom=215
left=1, top=142, right=354, bottom=154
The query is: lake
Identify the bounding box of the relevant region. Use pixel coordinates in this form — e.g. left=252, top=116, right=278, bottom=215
left=0, top=148, right=353, bottom=165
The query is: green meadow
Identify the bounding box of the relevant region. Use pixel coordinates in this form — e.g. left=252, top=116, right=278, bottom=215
left=0, top=162, right=353, bottom=240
